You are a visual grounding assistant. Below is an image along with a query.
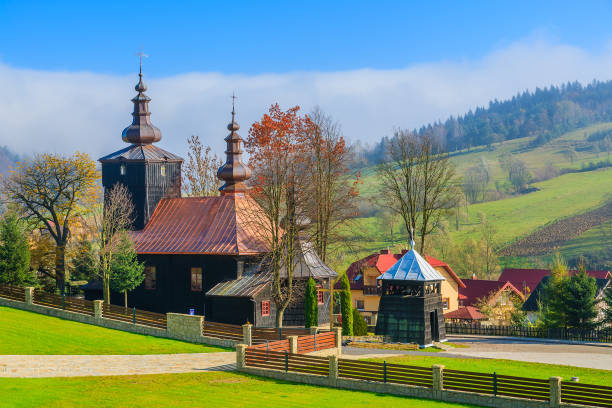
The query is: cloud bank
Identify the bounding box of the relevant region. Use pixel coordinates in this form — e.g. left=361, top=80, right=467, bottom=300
left=2, top=37, right=612, bottom=161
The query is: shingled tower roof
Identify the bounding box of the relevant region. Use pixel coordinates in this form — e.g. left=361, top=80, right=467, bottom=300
left=217, top=98, right=252, bottom=196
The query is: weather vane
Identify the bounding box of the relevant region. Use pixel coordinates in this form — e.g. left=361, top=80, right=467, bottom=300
left=135, top=46, right=148, bottom=74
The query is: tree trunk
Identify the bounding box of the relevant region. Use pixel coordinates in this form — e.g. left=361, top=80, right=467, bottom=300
left=275, top=307, right=285, bottom=329
left=124, top=290, right=128, bottom=308
left=103, top=275, right=110, bottom=305
left=54, top=244, right=66, bottom=294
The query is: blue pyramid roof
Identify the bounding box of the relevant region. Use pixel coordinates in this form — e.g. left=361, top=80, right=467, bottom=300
left=377, top=244, right=445, bottom=282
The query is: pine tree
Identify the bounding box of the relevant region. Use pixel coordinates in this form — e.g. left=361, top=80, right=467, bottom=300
left=304, top=277, right=318, bottom=328
left=109, top=233, right=145, bottom=308
left=540, top=252, right=569, bottom=328
left=602, top=284, right=612, bottom=326
left=0, top=212, right=31, bottom=286
left=352, top=308, right=368, bottom=336
left=563, top=264, right=598, bottom=330
left=340, top=273, right=353, bottom=335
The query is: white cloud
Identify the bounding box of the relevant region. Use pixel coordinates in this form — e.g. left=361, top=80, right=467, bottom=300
left=2, top=36, right=612, bottom=161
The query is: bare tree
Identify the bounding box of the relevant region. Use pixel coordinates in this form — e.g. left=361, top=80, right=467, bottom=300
left=307, top=107, right=359, bottom=263
left=92, top=183, right=135, bottom=304
left=1, top=153, right=98, bottom=293
left=377, top=130, right=458, bottom=252
left=182, top=135, right=223, bottom=196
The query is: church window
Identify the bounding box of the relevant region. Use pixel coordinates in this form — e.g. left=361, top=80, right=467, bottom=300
left=145, top=266, right=156, bottom=290
left=191, top=267, right=203, bottom=291
left=261, top=300, right=270, bottom=316
left=160, top=165, right=166, bottom=176
left=120, top=164, right=126, bottom=176
left=317, top=288, right=324, bottom=304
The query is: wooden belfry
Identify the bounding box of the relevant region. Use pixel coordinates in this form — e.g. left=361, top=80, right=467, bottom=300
left=375, top=240, right=447, bottom=345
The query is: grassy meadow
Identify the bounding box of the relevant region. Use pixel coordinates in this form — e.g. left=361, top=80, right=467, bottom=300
left=0, top=372, right=480, bottom=408
left=0, top=306, right=227, bottom=355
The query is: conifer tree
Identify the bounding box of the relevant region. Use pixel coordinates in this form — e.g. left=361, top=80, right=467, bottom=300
left=352, top=308, right=368, bottom=336
left=304, top=277, right=318, bottom=328
left=602, top=284, right=612, bottom=326
left=0, top=212, right=31, bottom=286
left=110, top=233, right=145, bottom=308
left=540, top=252, right=569, bottom=328
left=340, top=273, right=353, bottom=335
left=563, top=262, right=598, bottom=330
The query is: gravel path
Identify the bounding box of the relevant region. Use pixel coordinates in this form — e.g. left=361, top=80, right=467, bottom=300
left=0, top=352, right=236, bottom=378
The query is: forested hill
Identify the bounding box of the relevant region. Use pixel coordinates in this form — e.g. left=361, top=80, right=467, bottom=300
left=358, top=80, right=612, bottom=165
left=0, top=146, right=20, bottom=175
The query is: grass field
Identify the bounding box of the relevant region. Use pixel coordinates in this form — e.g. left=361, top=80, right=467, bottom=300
left=0, top=306, right=227, bottom=355
left=0, top=372, right=479, bottom=408
left=367, top=355, right=610, bottom=386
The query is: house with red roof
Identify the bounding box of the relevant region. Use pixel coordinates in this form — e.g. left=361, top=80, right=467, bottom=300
left=499, top=268, right=611, bottom=297
left=457, top=278, right=525, bottom=325
left=342, top=250, right=465, bottom=323
left=444, top=306, right=487, bottom=324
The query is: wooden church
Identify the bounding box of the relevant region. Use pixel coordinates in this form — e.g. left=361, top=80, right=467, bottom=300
left=375, top=241, right=446, bottom=345
left=94, top=69, right=336, bottom=327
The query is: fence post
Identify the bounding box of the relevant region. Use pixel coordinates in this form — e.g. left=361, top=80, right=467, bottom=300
left=308, top=327, right=318, bottom=335
left=62, top=292, right=65, bottom=310
left=288, top=336, right=298, bottom=354
left=132, top=307, right=136, bottom=324
left=236, top=344, right=247, bottom=370
left=334, top=327, right=342, bottom=355
left=383, top=361, right=387, bottom=383
left=93, top=300, right=103, bottom=320
left=242, top=323, right=253, bottom=347
left=493, top=372, right=497, bottom=396
left=314, top=333, right=317, bottom=351
left=284, top=351, right=289, bottom=372
left=328, top=354, right=338, bottom=386
left=549, top=376, right=562, bottom=408
left=25, top=287, right=34, bottom=305
left=432, top=365, right=445, bottom=399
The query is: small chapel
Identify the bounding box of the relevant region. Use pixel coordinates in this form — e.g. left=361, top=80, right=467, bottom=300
left=94, top=68, right=336, bottom=327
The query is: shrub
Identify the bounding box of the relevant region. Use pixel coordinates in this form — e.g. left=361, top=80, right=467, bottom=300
left=352, top=308, right=368, bottom=336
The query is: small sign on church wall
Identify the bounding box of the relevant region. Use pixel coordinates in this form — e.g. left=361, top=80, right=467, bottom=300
left=189, top=308, right=195, bottom=315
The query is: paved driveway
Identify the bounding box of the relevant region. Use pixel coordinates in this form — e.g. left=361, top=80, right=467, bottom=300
left=0, top=352, right=236, bottom=378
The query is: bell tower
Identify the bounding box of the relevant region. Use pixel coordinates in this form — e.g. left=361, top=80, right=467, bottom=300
left=99, top=60, right=183, bottom=230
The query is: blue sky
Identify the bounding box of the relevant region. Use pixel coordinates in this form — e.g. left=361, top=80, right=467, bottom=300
left=3, top=1, right=612, bottom=158
left=2, top=1, right=612, bottom=76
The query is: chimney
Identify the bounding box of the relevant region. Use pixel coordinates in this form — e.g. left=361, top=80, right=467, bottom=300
left=472, top=273, right=477, bottom=280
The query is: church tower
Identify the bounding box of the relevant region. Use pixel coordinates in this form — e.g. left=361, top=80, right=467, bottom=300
left=99, top=65, right=183, bottom=230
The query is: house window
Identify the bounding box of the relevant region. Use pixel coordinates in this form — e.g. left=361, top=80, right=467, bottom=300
left=317, top=288, right=324, bottom=304
left=499, top=291, right=508, bottom=306
left=120, top=164, right=126, bottom=176
left=190, top=267, right=202, bottom=291
left=261, top=300, right=270, bottom=316
left=160, top=165, right=166, bottom=176
left=442, top=298, right=449, bottom=310
left=145, top=266, right=156, bottom=290
left=356, top=300, right=364, bottom=310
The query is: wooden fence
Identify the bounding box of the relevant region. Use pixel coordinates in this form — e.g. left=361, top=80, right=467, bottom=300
left=337, top=359, right=433, bottom=388
left=202, top=321, right=244, bottom=341
left=245, top=348, right=330, bottom=376
left=252, top=327, right=311, bottom=344
left=101, top=302, right=167, bottom=329
left=250, top=339, right=290, bottom=353
left=244, top=351, right=612, bottom=407
left=33, top=289, right=95, bottom=317
left=445, top=323, right=612, bottom=343
left=0, top=284, right=25, bottom=302
left=297, top=332, right=335, bottom=353
left=561, top=381, right=612, bottom=407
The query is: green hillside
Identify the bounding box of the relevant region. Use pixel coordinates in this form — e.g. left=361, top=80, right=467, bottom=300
left=332, top=123, right=612, bottom=274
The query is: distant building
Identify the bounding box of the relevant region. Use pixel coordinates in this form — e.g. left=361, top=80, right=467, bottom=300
left=444, top=306, right=487, bottom=324
left=458, top=279, right=525, bottom=325
left=499, top=268, right=610, bottom=297
left=375, top=243, right=446, bottom=345
left=342, top=250, right=463, bottom=324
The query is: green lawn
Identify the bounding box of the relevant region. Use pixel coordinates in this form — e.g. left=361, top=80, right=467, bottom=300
left=0, top=306, right=227, bottom=355
left=0, top=372, right=479, bottom=408
left=367, top=355, right=610, bottom=386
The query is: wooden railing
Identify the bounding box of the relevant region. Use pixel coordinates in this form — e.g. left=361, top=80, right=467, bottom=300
left=33, top=289, right=95, bottom=316
left=297, top=332, right=335, bottom=353
left=443, top=369, right=549, bottom=401
left=561, top=381, right=612, bottom=407
left=101, top=302, right=167, bottom=329
left=246, top=348, right=330, bottom=376
left=202, top=321, right=243, bottom=341
left=252, top=327, right=311, bottom=344
left=338, top=359, right=433, bottom=387
left=445, top=323, right=612, bottom=343
left=0, top=284, right=25, bottom=302
left=362, top=285, right=381, bottom=295
left=250, top=338, right=290, bottom=353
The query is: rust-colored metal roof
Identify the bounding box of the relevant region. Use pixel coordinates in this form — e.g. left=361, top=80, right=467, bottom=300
left=99, top=144, right=183, bottom=162
left=444, top=306, right=486, bottom=321
left=131, top=195, right=270, bottom=255
left=206, top=271, right=271, bottom=298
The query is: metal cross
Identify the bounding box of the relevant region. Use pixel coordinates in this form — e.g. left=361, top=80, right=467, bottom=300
left=135, top=46, right=148, bottom=74
left=231, top=93, right=237, bottom=114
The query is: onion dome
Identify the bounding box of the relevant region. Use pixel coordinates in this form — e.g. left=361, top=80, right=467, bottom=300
left=217, top=100, right=252, bottom=196
left=121, top=69, right=162, bottom=144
